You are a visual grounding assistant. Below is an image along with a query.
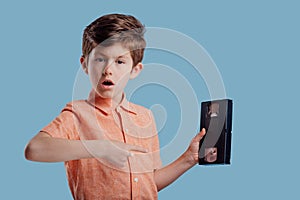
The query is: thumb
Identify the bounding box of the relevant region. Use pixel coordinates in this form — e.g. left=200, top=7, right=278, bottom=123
left=194, top=128, right=206, bottom=142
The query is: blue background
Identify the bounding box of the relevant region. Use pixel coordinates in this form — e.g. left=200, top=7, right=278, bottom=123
left=1, top=0, right=299, bottom=199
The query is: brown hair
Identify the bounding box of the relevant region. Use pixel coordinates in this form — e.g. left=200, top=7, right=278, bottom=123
left=82, top=13, right=146, bottom=66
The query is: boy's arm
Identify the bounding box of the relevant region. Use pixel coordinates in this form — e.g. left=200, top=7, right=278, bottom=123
left=25, top=131, right=147, bottom=167
left=154, top=129, right=206, bottom=191
left=25, top=131, right=91, bottom=162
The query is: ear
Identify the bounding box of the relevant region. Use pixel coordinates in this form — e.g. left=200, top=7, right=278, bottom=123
left=80, top=56, right=88, bottom=74
left=130, top=63, right=143, bottom=79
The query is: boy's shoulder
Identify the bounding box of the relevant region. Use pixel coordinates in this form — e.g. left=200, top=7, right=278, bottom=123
left=127, top=101, right=155, bottom=124
left=127, top=100, right=154, bottom=116
left=60, top=100, right=93, bottom=117
left=127, top=101, right=150, bottom=112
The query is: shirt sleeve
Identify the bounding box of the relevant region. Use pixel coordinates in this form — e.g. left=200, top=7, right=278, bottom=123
left=41, top=103, right=79, bottom=140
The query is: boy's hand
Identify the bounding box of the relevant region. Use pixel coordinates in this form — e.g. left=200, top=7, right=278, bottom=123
left=153, top=128, right=206, bottom=190
left=184, top=128, right=206, bottom=165
left=85, top=140, right=148, bottom=168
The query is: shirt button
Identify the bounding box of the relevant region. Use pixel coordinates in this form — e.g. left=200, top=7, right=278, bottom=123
left=125, top=128, right=129, bottom=132
left=134, top=177, right=139, bottom=182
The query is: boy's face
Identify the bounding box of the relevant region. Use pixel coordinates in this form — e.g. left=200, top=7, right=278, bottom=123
left=81, top=43, right=143, bottom=102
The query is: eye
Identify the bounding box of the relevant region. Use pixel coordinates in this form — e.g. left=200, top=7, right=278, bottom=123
left=96, top=58, right=106, bottom=62
left=116, top=60, right=125, bottom=64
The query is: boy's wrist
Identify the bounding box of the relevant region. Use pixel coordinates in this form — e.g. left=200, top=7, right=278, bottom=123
left=182, top=150, right=198, bottom=168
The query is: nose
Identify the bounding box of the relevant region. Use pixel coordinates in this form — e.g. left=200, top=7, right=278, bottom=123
left=102, top=61, right=113, bottom=76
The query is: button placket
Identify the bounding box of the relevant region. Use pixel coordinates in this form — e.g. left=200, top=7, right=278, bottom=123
left=116, top=106, right=140, bottom=199
left=131, top=175, right=140, bottom=200
left=116, top=107, right=125, bottom=133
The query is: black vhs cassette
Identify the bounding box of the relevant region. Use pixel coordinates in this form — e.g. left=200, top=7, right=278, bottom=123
left=198, top=99, right=233, bottom=165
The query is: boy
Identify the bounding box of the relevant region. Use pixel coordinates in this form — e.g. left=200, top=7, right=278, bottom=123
left=25, top=13, right=206, bottom=200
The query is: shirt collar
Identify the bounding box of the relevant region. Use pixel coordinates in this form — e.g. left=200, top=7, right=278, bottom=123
left=86, top=90, right=136, bottom=115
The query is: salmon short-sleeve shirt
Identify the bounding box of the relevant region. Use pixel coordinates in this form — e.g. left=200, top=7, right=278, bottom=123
left=42, top=91, right=162, bottom=200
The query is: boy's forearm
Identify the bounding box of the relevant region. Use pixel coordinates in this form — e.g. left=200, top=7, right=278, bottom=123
left=154, top=152, right=196, bottom=191
left=25, top=132, right=93, bottom=162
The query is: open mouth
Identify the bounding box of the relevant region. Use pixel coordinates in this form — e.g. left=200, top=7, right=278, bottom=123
left=101, top=80, right=114, bottom=87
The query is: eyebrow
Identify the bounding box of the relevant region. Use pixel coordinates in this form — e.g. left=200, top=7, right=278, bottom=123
left=94, top=52, right=107, bottom=57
